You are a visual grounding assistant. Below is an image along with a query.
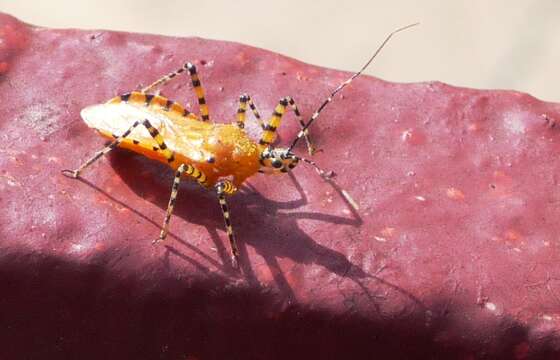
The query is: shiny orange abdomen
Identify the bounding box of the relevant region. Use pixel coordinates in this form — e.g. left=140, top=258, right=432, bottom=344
left=82, top=92, right=263, bottom=187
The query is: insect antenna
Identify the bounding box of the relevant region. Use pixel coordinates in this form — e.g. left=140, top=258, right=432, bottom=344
left=287, top=22, right=419, bottom=153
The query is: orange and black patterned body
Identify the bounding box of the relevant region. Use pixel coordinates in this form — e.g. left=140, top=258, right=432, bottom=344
left=83, top=91, right=264, bottom=187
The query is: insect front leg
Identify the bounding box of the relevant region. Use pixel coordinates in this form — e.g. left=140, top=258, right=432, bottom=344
left=215, top=180, right=240, bottom=268
left=236, top=94, right=263, bottom=129
left=62, top=119, right=176, bottom=178
left=259, top=97, right=315, bottom=155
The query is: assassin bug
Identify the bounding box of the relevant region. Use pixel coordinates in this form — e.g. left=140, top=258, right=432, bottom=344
left=62, top=23, right=417, bottom=267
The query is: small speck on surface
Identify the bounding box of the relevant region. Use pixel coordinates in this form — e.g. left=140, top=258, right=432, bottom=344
left=503, top=111, right=527, bottom=134
left=446, top=187, right=465, bottom=200
left=380, top=227, right=395, bottom=237
left=401, top=129, right=412, bottom=141
left=71, top=244, right=84, bottom=252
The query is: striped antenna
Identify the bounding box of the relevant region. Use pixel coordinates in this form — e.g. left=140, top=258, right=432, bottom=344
left=287, top=22, right=419, bottom=152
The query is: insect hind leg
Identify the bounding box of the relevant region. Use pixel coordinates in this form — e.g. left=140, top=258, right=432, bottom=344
left=141, top=62, right=211, bottom=122
left=259, top=97, right=315, bottom=155
left=141, top=62, right=190, bottom=94
left=62, top=120, right=142, bottom=178
left=62, top=119, right=176, bottom=178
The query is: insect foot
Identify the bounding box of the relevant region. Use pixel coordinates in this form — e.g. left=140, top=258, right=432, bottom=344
left=61, top=169, right=80, bottom=179
left=307, top=144, right=317, bottom=156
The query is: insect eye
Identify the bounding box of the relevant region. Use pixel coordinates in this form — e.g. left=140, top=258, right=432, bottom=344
left=271, top=159, right=283, bottom=168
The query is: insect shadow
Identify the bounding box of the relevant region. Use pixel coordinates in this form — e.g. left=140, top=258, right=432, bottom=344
left=105, top=149, right=372, bottom=301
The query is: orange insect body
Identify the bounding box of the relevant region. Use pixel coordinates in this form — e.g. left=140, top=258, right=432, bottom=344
left=82, top=91, right=264, bottom=187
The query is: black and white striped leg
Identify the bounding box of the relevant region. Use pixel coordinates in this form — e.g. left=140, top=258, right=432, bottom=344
left=260, top=96, right=315, bottom=155
left=236, top=93, right=263, bottom=129
left=141, top=64, right=189, bottom=93
left=141, top=62, right=210, bottom=121
left=152, top=163, right=208, bottom=244
left=61, top=120, right=142, bottom=178
left=186, top=63, right=211, bottom=121
left=62, top=119, right=176, bottom=178
left=286, top=96, right=315, bottom=155
left=215, top=180, right=239, bottom=268
left=154, top=164, right=187, bottom=243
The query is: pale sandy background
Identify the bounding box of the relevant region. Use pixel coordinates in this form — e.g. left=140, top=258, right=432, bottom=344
left=2, top=0, right=559, bottom=102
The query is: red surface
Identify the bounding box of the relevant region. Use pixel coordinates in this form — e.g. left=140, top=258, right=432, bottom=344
left=1, top=12, right=560, bottom=359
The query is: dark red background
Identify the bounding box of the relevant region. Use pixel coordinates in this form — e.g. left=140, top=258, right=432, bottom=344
left=1, top=13, right=560, bottom=359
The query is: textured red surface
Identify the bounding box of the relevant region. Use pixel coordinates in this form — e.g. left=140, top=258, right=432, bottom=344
left=1, top=12, right=560, bottom=359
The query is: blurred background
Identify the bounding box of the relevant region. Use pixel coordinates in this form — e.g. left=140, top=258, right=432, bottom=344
left=2, top=0, right=559, bottom=102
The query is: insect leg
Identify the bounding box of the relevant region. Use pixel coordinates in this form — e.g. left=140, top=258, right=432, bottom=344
left=215, top=180, right=240, bottom=268
left=184, top=63, right=211, bottom=122
left=140, top=119, right=177, bottom=164
left=157, top=163, right=187, bottom=241
left=62, top=119, right=176, bottom=178
left=285, top=97, right=315, bottom=155
left=236, top=93, right=263, bottom=129
left=61, top=120, right=142, bottom=178
left=141, top=62, right=210, bottom=121
left=153, top=162, right=209, bottom=244
left=155, top=163, right=210, bottom=243
left=259, top=97, right=315, bottom=154
left=141, top=65, right=188, bottom=93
